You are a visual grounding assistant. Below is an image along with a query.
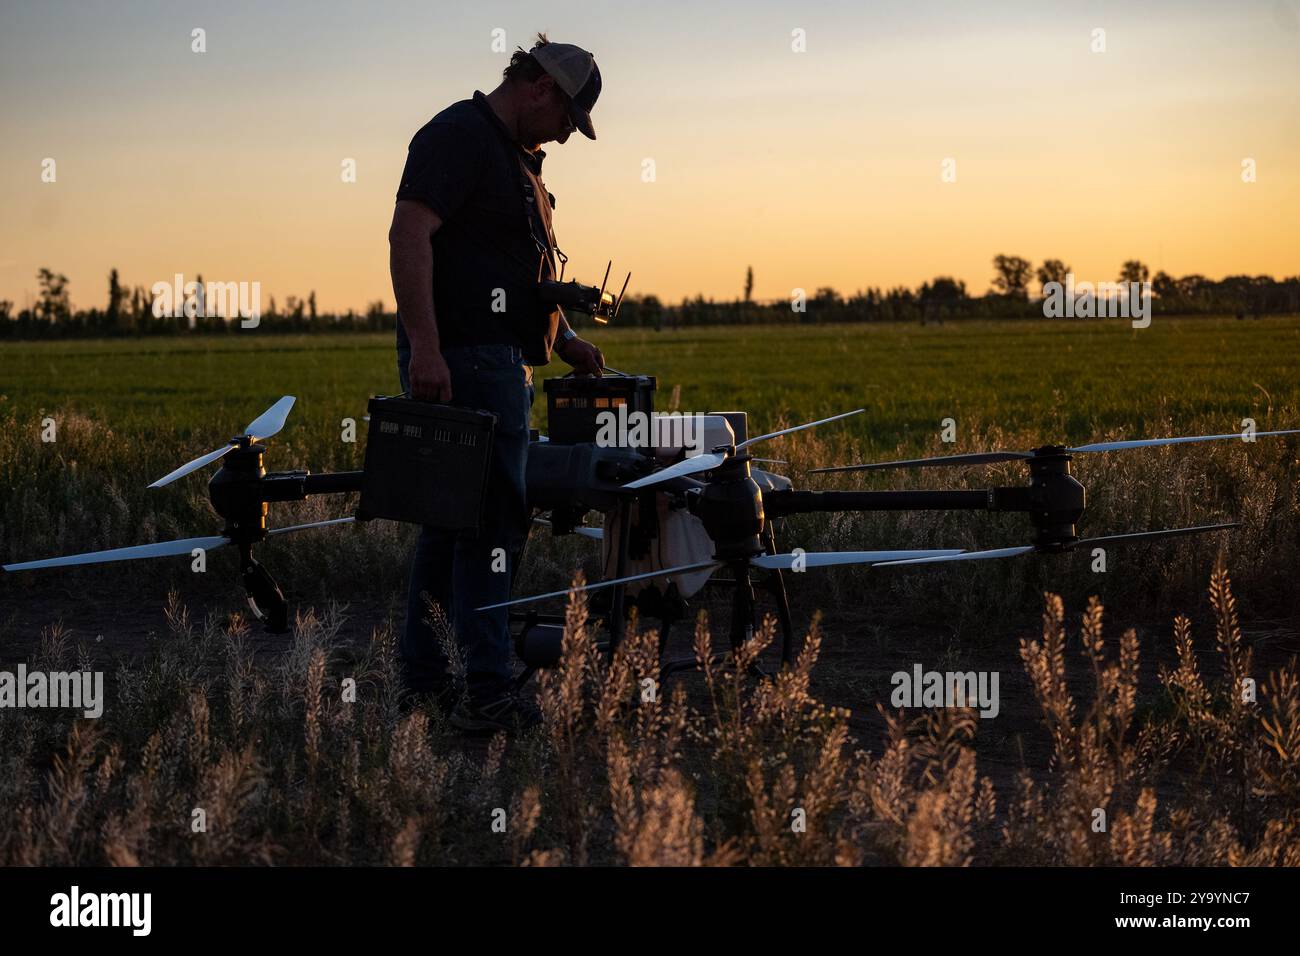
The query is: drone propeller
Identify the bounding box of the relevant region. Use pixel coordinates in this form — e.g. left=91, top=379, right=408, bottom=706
left=622, top=450, right=729, bottom=489
left=624, top=408, right=865, bottom=490
left=3, top=534, right=232, bottom=572
left=478, top=560, right=721, bottom=611
left=872, top=521, right=1239, bottom=568
left=2, top=516, right=355, bottom=573
left=476, top=547, right=966, bottom=611
left=1068, top=431, right=1300, bottom=453
left=148, top=395, right=296, bottom=488
left=812, top=450, right=1031, bottom=474
left=747, top=548, right=964, bottom=571
left=532, top=516, right=603, bottom=541
left=266, top=516, right=356, bottom=536
left=813, top=429, right=1300, bottom=475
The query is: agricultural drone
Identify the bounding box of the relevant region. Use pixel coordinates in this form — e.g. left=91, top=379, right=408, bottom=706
left=5, top=278, right=1297, bottom=681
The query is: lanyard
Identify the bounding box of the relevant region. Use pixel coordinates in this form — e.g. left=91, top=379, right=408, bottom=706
left=516, top=156, right=565, bottom=283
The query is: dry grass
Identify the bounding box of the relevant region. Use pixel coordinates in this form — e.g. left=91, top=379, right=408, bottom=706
left=2, top=563, right=1297, bottom=866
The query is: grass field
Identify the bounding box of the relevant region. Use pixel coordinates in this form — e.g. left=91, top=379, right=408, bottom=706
left=3, top=318, right=1300, bottom=866
left=4, top=317, right=1299, bottom=442
left=3, top=317, right=1298, bottom=618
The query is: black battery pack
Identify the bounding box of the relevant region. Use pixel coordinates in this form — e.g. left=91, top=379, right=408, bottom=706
left=358, top=396, right=496, bottom=531
left=542, top=374, right=657, bottom=444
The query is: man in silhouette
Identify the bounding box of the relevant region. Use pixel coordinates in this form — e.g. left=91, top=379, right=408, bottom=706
left=389, top=35, right=604, bottom=732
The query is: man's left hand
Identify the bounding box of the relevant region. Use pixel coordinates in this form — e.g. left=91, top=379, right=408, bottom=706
left=557, top=335, right=604, bottom=376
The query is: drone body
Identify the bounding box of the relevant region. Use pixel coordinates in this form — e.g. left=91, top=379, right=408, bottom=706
left=4, top=378, right=1294, bottom=684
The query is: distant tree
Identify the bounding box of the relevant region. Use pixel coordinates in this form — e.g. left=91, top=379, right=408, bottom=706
left=991, top=255, right=1032, bottom=298
left=308, top=290, right=318, bottom=322
left=1119, top=260, right=1150, bottom=284
left=743, top=266, right=753, bottom=303
left=36, top=268, right=71, bottom=323
left=129, top=286, right=146, bottom=325
left=919, top=277, right=967, bottom=305
left=106, top=269, right=128, bottom=332
left=1152, top=270, right=1177, bottom=300
left=918, top=277, right=966, bottom=324
left=1176, top=274, right=1210, bottom=303
left=1035, top=259, right=1071, bottom=293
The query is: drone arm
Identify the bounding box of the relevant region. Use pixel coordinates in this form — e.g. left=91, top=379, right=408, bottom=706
left=256, top=471, right=366, bottom=503
left=764, top=488, right=1027, bottom=517
left=301, top=472, right=366, bottom=495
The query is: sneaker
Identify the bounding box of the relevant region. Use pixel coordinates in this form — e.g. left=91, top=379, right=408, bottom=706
left=450, top=693, right=543, bottom=734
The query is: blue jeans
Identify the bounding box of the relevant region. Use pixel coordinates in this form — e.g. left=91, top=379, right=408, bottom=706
left=396, top=326, right=535, bottom=703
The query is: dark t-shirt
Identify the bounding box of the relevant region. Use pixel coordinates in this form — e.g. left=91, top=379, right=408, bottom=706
left=395, top=91, right=561, bottom=365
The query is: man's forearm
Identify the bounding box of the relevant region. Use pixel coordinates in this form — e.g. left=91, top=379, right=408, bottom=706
left=390, top=235, right=440, bottom=352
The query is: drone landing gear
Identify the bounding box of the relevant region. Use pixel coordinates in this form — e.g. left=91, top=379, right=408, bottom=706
left=509, top=511, right=797, bottom=691
left=238, top=543, right=289, bottom=634
left=657, top=524, right=797, bottom=684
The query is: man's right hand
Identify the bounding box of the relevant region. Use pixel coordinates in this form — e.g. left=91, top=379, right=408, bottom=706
left=408, top=348, right=453, bottom=403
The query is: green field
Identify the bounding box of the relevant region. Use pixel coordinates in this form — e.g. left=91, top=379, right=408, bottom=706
left=3, top=317, right=1299, bottom=622
left=4, top=317, right=1299, bottom=443
left=3, top=318, right=1300, bottom=867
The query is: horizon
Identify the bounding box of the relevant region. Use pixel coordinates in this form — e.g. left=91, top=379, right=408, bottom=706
left=7, top=258, right=1299, bottom=319
left=2, top=0, right=1298, bottom=313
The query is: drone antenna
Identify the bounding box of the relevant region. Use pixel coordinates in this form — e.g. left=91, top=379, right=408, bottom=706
left=598, top=260, right=611, bottom=303
left=614, top=271, right=631, bottom=318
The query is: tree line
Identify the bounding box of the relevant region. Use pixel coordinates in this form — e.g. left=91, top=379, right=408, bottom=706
left=2, top=257, right=1297, bottom=339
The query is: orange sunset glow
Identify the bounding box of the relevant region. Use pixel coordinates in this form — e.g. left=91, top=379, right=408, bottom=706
left=1, top=0, right=1297, bottom=313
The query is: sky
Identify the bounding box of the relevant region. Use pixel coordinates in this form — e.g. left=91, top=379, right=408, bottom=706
left=1, top=0, right=1297, bottom=313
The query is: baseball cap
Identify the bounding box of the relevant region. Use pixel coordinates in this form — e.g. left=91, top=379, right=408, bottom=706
left=531, top=42, right=601, bottom=140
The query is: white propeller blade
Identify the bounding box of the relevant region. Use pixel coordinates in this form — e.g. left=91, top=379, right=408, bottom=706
left=813, top=427, right=1299, bottom=474
left=244, top=396, right=296, bottom=440
left=148, top=444, right=237, bottom=489
left=872, top=521, right=1240, bottom=571
left=267, top=516, right=356, bottom=536
left=750, top=549, right=965, bottom=570
left=738, top=408, right=864, bottom=450
left=874, top=546, right=1036, bottom=568
left=480, top=544, right=970, bottom=611
left=1077, top=522, right=1238, bottom=547
left=3, top=534, right=231, bottom=572
left=810, top=450, right=1032, bottom=474
left=148, top=396, right=295, bottom=489
left=623, top=451, right=728, bottom=490
left=4, top=515, right=355, bottom=572
left=477, top=560, right=722, bottom=611
left=1068, top=429, right=1300, bottom=453
left=532, top=516, right=603, bottom=541
left=625, top=408, right=864, bottom=490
